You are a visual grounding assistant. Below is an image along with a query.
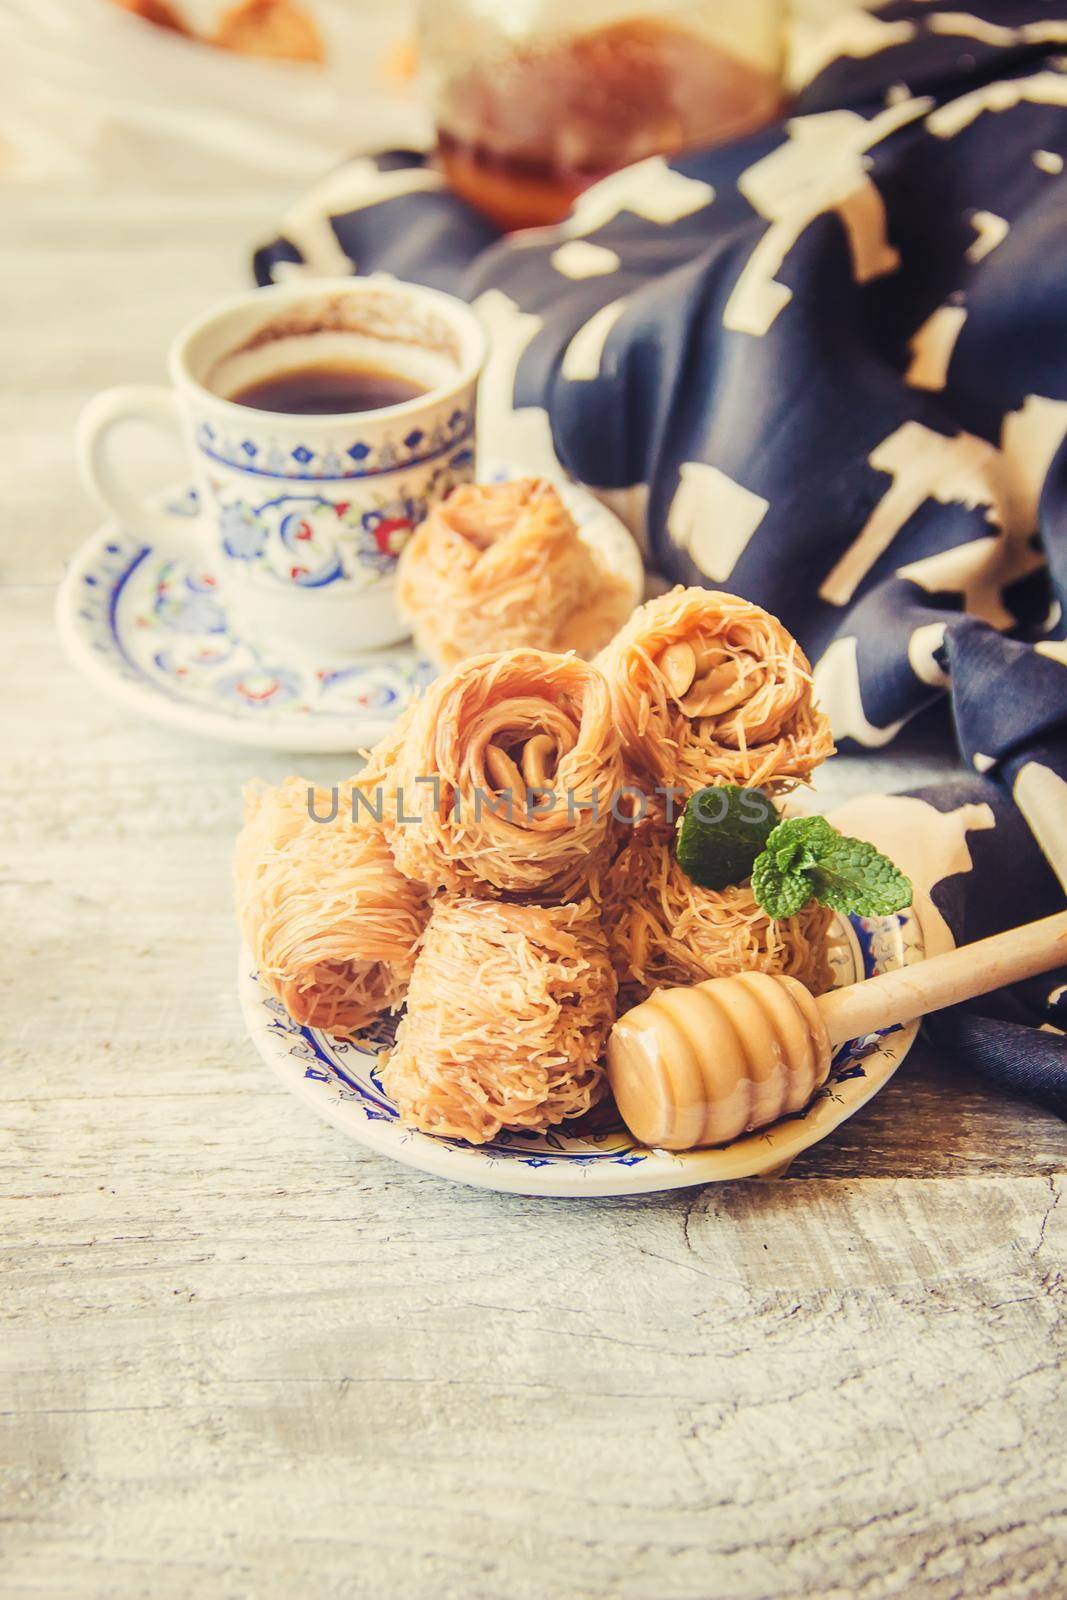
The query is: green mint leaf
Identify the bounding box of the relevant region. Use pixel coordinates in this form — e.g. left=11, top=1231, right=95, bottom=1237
left=765, top=815, right=839, bottom=877
left=750, top=817, right=913, bottom=920
left=808, top=838, right=913, bottom=916
left=675, top=786, right=780, bottom=890
left=750, top=852, right=813, bottom=919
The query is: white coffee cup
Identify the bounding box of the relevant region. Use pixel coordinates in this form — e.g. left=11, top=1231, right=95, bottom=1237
left=76, top=276, right=487, bottom=657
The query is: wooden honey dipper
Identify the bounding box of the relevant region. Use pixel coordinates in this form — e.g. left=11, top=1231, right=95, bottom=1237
left=607, top=910, right=1067, bottom=1150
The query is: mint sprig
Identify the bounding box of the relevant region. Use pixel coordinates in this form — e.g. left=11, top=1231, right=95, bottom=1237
left=675, top=785, right=779, bottom=890
left=750, top=850, right=815, bottom=919
left=676, top=797, right=913, bottom=920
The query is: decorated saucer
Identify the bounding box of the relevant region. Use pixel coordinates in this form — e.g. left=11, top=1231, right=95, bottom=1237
left=57, top=470, right=643, bottom=754
left=240, top=904, right=925, bottom=1197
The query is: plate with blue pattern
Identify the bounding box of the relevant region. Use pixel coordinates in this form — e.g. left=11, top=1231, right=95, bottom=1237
left=57, top=473, right=643, bottom=753
left=240, top=904, right=926, bottom=1196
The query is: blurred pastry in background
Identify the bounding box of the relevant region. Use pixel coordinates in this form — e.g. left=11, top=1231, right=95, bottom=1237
left=381, top=33, right=419, bottom=86
left=110, top=0, right=187, bottom=32
left=214, top=0, right=324, bottom=62
left=396, top=478, right=634, bottom=668
left=108, top=0, right=325, bottom=62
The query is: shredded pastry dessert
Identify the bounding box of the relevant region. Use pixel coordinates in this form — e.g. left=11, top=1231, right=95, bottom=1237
left=594, top=822, right=834, bottom=1006
left=381, top=647, right=626, bottom=899
left=595, top=586, right=834, bottom=796
left=396, top=478, right=631, bottom=667
left=234, top=578, right=842, bottom=1149
left=382, top=895, right=617, bottom=1143
left=234, top=776, right=429, bottom=1035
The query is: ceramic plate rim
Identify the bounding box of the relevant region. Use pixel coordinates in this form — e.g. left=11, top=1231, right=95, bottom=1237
left=239, top=902, right=925, bottom=1198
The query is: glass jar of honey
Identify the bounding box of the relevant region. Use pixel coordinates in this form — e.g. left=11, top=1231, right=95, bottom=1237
left=418, top=0, right=785, bottom=231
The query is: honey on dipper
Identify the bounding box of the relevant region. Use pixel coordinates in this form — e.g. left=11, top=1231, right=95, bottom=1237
left=607, top=910, right=1067, bottom=1152
left=608, top=972, right=832, bottom=1150
left=604, top=787, right=922, bottom=1153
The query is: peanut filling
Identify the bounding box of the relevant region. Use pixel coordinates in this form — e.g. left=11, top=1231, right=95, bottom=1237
left=482, top=730, right=566, bottom=810
left=654, top=639, right=758, bottom=719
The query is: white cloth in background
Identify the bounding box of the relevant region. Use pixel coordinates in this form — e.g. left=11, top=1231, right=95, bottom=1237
left=0, top=0, right=429, bottom=188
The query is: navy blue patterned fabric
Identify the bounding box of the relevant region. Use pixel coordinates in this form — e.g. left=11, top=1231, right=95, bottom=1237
left=256, top=0, right=1067, bottom=1112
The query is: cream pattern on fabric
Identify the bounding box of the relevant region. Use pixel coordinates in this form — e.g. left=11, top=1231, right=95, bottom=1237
left=666, top=462, right=769, bottom=584
left=723, top=100, right=928, bottom=336
left=818, top=423, right=1004, bottom=608
left=813, top=636, right=906, bottom=749
left=906, top=304, right=968, bottom=391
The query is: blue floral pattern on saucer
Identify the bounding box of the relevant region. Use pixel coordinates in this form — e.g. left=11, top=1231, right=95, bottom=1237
left=57, top=486, right=437, bottom=753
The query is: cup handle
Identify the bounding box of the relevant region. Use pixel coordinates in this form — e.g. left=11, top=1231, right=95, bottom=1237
left=76, top=385, right=189, bottom=545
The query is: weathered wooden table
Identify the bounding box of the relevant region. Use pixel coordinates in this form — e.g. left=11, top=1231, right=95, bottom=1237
left=3, top=186, right=1065, bottom=1600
